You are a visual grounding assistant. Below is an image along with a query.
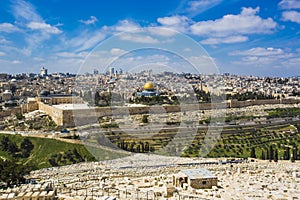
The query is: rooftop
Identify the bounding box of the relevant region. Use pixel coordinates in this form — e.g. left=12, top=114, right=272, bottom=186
left=52, top=103, right=92, bottom=110
left=181, top=168, right=216, bottom=179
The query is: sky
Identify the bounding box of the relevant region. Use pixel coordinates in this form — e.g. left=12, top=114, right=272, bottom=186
left=0, top=0, right=300, bottom=77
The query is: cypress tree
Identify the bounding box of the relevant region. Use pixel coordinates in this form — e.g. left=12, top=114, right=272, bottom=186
left=293, top=147, right=298, bottom=161
left=269, top=145, right=274, bottom=161
left=250, top=147, right=256, bottom=158
left=291, top=147, right=297, bottom=163
left=287, top=147, right=291, bottom=160
left=284, top=147, right=291, bottom=160
left=261, top=149, right=266, bottom=160
left=274, top=149, right=278, bottom=162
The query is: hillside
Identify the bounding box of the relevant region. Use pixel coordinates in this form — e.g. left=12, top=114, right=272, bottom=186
left=0, top=133, right=125, bottom=169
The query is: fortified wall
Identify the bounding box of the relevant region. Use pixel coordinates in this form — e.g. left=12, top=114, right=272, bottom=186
left=59, top=99, right=300, bottom=127
left=0, top=101, right=38, bottom=119
left=1, top=98, right=300, bottom=127
left=37, top=102, right=64, bottom=126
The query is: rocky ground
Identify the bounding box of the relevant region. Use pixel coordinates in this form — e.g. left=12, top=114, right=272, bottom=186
left=1, top=154, right=299, bottom=199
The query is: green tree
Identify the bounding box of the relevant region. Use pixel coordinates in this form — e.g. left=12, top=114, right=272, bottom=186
left=284, top=147, right=290, bottom=160
left=20, top=138, right=34, bottom=157
left=250, top=147, right=256, bottom=158
left=274, top=149, right=278, bottom=162
left=0, top=159, right=34, bottom=188
left=293, top=147, right=298, bottom=161
left=0, top=136, right=10, bottom=151
left=145, top=142, right=150, bottom=152
left=49, top=155, right=58, bottom=167
left=261, top=149, right=266, bottom=160
left=291, top=147, right=297, bottom=162
left=7, top=141, right=19, bottom=156
left=15, top=113, right=24, bottom=120
left=72, top=148, right=84, bottom=162
left=141, top=115, right=149, bottom=123
left=94, top=91, right=100, bottom=106
left=269, top=145, right=274, bottom=161
left=266, top=148, right=270, bottom=160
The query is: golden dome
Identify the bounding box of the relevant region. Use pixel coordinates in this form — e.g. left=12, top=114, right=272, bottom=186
left=144, top=82, right=154, bottom=90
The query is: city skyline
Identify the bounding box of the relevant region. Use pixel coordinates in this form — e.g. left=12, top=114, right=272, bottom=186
left=0, top=0, right=300, bottom=77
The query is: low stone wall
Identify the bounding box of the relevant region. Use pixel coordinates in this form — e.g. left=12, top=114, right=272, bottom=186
left=189, top=177, right=218, bottom=189
left=229, top=99, right=282, bottom=108
left=282, top=98, right=300, bottom=104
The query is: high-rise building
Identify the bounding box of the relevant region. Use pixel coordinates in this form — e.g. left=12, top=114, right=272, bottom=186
left=109, top=67, right=115, bottom=77
left=40, top=67, right=48, bottom=77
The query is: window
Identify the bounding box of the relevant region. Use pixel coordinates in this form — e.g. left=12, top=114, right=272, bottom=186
left=202, top=181, right=207, bottom=185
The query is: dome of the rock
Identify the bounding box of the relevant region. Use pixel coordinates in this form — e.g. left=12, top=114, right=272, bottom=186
left=144, top=82, right=154, bottom=90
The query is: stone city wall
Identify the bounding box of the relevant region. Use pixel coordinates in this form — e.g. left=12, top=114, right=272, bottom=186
left=42, top=98, right=300, bottom=127
left=20, top=101, right=39, bottom=113
left=2, top=98, right=300, bottom=127
left=37, top=102, right=63, bottom=126
left=0, top=107, right=21, bottom=119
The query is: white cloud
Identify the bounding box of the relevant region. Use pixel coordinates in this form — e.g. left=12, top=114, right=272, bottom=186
left=119, top=33, right=159, bottom=44
left=11, top=0, right=43, bottom=23
left=148, top=27, right=177, bottom=36
left=111, top=54, right=172, bottom=73
left=0, top=52, right=6, bottom=56
left=110, top=48, right=127, bottom=56
left=157, top=15, right=191, bottom=33
left=113, top=20, right=141, bottom=32
left=12, top=60, right=21, bottom=64
left=189, top=55, right=217, bottom=74
left=187, top=0, right=223, bottom=11
left=56, top=51, right=88, bottom=58
left=7, top=0, right=63, bottom=56
left=158, top=15, right=188, bottom=26
left=183, top=0, right=224, bottom=17
left=230, top=47, right=285, bottom=56
left=27, top=22, right=62, bottom=34
left=0, top=37, right=10, bottom=44
left=76, top=32, right=106, bottom=52
left=279, top=0, right=300, bottom=9
left=183, top=48, right=191, bottom=52
left=229, top=47, right=297, bottom=68
left=283, top=57, right=300, bottom=66
left=191, top=7, right=277, bottom=37
left=79, top=16, right=98, bottom=25
left=67, top=31, right=106, bottom=52
left=33, top=57, right=45, bottom=61
left=0, top=23, right=20, bottom=33
left=282, top=11, right=300, bottom=23
left=201, top=36, right=248, bottom=44
left=234, top=53, right=298, bottom=67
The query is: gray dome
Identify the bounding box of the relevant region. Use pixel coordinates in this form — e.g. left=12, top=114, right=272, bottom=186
left=40, top=90, right=49, bottom=96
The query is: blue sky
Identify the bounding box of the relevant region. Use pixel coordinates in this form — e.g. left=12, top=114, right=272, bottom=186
left=0, top=0, right=300, bottom=77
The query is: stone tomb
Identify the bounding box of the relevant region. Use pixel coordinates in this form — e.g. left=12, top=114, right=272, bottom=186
left=173, top=168, right=217, bottom=189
